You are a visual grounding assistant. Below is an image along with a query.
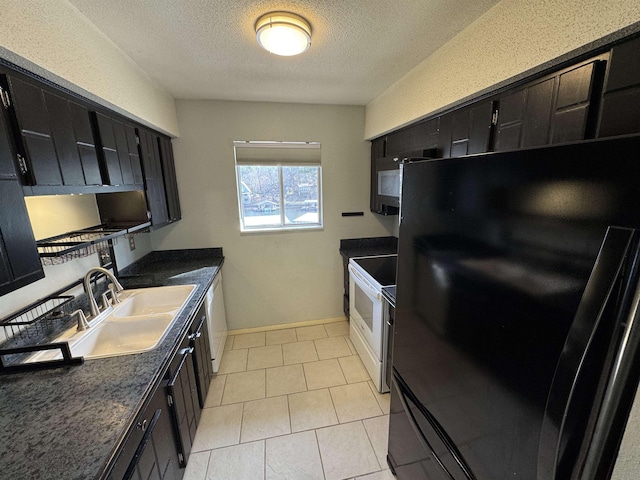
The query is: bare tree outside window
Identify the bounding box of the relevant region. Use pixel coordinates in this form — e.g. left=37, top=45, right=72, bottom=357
left=234, top=142, right=322, bottom=231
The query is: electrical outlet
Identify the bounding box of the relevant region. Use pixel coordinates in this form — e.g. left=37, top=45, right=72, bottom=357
left=128, top=235, right=136, bottom=251
left=98, top=249, right=111, bottom=267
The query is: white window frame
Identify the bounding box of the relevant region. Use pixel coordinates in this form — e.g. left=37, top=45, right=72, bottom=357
left=234, top=141, right=323, bottom=233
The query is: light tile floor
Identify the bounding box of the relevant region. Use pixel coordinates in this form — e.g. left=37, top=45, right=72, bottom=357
left=184, top=320, right=392, bottom=480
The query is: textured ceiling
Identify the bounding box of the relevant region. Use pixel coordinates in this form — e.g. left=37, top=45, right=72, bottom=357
left=67, top=0, right=501, bottom=105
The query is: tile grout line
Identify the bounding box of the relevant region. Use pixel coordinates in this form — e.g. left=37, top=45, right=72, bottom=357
left=286, top=391, right=292, bottom=439
left=327, top=383, right=341, bottom=425
left=314, top=428, right=328, bottom=480
left=264, top=435, right=268, bottom=480
left=203, top=449, right=213, bottom=479
left=361, top=418, right=385, bottom=473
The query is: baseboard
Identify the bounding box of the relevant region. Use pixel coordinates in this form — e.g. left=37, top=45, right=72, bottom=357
left=228, top=316, right=348, bottom=336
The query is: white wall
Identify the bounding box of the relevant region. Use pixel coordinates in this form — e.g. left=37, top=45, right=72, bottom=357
left=365, top=0, right=640, bottom=139
left=151, top=100, right=395, bottom=329
left=0, top=0, right=178, bottom=136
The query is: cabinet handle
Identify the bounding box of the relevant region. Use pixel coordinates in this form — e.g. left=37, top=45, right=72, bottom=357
left=168, top=347, right=194, bottom=388
left=16, top=154, right=28, bottom=175
left=136, top=419, right=148, bottom=432
left=123, top=409, right=162, bottom=480
left=0, top=86, right=10, bottom=109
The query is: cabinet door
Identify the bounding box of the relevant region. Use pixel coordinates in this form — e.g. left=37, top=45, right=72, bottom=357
left=448, top=101, right=495, bottom=157
left=370, top=137, right=385, bottom=214
left=494, top=77, right=557, bottom=150
left=3, top=75, right=61, bottom=185
left=69, top=102, right=102, bottom=185
left=2, top=74, right=103, bottom=187
left=551, top=61, right=602, bottom=143
left=494, top=59, right=604, bottom=150
left=94, top=112, right=123, bottom=185
left=139, top=128, right=170, bottom=227
left=0, top=108, right=43, bottom=296
left=167, top=340, right=201, bottom=468
left=44, top=92, right=104, bottom=186
left=126, top=125, right=144, bottom=185
left=385, top=117, right=442, bottom=157
left=107, top=383, right=181, bottom=480
left=598, top=36, right=640, bottom=138
left=157, top=136, right=181, bottom=222
left=190, top=304, right=213, bottom=409
left=93, top=112, right=143, bottom=187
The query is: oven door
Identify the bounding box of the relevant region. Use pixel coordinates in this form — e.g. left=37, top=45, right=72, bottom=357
left=349, top=264, right=384, bottom=360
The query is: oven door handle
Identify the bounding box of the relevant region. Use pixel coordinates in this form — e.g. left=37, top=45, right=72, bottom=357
left=348, top=264, right=382, bottom=301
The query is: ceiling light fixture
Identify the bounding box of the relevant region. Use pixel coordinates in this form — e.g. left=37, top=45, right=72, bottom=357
left=255, top=11, right=311, bottom=56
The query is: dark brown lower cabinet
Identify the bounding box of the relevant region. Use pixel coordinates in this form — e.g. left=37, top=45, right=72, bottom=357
left=190, top=304, right=214, bottom=409
left=107, top=296, right=215, bottom=479
left=167, top=336, right=201, bottom=468
left=107, top=381, right=181, bottom=480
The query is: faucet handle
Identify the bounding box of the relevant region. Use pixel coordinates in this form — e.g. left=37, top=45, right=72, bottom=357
left=108, top=283, right=122, bottom=304
left=101, top=290, right=115, bottom=310
left=71, top=309, right=90, bottom=331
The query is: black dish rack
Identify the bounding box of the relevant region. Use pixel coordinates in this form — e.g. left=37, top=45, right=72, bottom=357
left=36, top=222, right=150, bottom=265
left=1, top=294, right=75, bottom=340
left=0, top=283, right=91, bottom=374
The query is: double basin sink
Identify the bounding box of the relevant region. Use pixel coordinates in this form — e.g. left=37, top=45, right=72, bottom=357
left=27, top=284, right=197, bottom=362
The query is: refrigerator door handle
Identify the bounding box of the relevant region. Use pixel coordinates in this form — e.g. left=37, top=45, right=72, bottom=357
left=392, top=375, right=456, bottom=480
left=538, top=226, right=638, bottom=480
left=580, top=240, right=640, bottom=479
left=392, top=373, right=474, bottom=480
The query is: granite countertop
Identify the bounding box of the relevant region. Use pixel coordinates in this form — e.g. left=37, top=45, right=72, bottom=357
left=0, top=248, right=223, bottom=480
left=339, top=236, right=398, bottom=260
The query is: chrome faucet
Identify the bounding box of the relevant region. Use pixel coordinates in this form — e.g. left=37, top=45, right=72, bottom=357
left=83, top=267, right=124, bottom=317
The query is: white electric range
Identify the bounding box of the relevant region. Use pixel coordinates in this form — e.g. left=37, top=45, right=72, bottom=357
left=348, top=254, right=397, bottom=393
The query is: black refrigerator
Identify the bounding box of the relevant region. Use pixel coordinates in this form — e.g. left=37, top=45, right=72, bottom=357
left=388, top=134, right=640, bottom=480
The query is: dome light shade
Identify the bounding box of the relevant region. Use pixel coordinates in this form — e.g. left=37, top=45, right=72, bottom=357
left=255, top=12, right=311, bottom=56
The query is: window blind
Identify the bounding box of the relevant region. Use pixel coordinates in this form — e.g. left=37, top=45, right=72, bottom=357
left=233, top=141, right=321, bottom=164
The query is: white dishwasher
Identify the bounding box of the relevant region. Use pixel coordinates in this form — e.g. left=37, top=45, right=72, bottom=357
left=205, top=271, right=227, bottom=373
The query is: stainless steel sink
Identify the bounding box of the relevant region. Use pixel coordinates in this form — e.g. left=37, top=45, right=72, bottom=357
left=26, top=284, right=197, bottom=361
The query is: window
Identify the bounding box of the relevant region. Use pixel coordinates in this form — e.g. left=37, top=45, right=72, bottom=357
left=234, top=141, right=322, bottom=232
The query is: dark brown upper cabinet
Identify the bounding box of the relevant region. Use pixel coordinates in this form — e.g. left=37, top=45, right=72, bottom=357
left=1, top=74, right=101, bottom=189
left=157, top=135, right=181, bottom=224
left=448, top=100, right=495, bottom=157
left=138, top=128, right=170, bottom=228
left=92, top=112, right=143, bottom=187
left=494, top=58, right=606, bottom=151
left=95, top=130, right=181, bottom=231
left=598, top=36, right=640, bottom=138
left=385, top=117, right=443, bottom=158
left=370, top=137, right=385, bottom=214
left=0, top=106, right=43, bottom=296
